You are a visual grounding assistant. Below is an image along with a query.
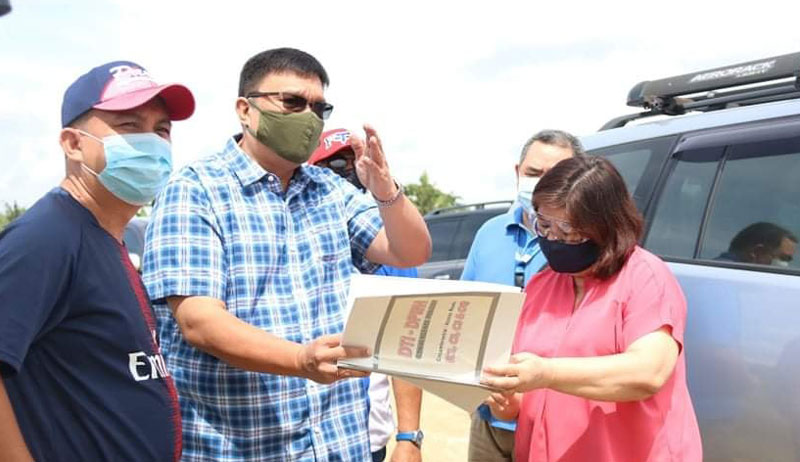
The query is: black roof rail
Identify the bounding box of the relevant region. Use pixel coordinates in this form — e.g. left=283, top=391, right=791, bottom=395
left=600, top=52, right=800, bottom=130
left=425, top=200, right=513, bottom=217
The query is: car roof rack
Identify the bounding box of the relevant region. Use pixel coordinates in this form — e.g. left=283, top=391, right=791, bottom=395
left=600, top=52, right=800, bottom=130
left=426, top=200, right=513, bottom=217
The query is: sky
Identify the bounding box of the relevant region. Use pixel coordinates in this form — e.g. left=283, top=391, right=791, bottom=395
left=2, top=0, right=800, bottom=208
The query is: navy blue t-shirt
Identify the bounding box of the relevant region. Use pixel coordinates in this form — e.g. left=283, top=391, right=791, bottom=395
left=0, top=189, right=181, bottom=462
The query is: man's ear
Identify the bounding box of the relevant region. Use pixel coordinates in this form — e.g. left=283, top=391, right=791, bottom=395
left=235, top=97, right=251, bottom=127
left=59, top=128, right=85, bottom=163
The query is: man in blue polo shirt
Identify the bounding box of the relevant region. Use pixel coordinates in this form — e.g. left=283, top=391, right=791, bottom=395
left=0, top=61, right=194, bottom=462
left=462, top=129, right=583, bottom=462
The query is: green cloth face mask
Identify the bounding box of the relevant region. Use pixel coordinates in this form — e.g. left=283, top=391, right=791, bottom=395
left=246, top=99, right=324, bottom=164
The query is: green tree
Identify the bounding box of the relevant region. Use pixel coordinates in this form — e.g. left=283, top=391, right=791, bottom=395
left=404, top=172, right=460, bottom=215
left=0, top=201, right=26, bottom=230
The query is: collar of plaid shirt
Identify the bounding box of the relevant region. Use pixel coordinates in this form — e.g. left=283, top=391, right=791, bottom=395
left=227, top=133, right=318, bottom=192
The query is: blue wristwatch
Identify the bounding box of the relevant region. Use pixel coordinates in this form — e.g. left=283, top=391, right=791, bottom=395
left=395, top=430, right=424, bottom=448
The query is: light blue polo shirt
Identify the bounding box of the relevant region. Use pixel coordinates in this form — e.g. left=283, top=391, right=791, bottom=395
left=461, top=204, right=546, bottom=287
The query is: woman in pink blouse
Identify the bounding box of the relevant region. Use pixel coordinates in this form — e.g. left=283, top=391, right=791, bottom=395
left=482, top=156, right=702, bottom=462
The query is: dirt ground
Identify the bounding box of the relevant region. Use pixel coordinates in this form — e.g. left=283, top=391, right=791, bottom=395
left=386, top=391, right=472, bottom=461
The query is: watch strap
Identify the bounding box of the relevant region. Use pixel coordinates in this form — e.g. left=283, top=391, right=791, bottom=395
left=395, top=430, right=423, bottom=448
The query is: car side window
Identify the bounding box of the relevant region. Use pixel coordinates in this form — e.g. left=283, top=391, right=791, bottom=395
left=451, top=211, right=502, bottom=260
left=427, top=217, right=461, bottom=262
left=643, top=147, right=722, bottom=259
left=698, top=136, right=800, bottom=270
left=589, top=136, right=674, bottom=211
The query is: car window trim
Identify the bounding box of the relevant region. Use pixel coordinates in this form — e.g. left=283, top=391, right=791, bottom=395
left=693, top=145, right=730, bottom=258
left=661, top=255, right=800, bottom=276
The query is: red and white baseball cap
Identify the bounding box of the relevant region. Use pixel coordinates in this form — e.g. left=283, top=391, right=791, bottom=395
left=61, top=60, right=195, bottom=127
left=308, top=129, right=355, bottom=165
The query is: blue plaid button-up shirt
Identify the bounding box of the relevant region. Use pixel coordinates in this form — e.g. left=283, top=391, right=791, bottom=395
left=143, top=135, right=382, bottom=462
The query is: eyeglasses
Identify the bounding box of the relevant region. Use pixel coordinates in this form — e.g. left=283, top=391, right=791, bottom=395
left=246, top=91, right=334, bottom=120
left=534, top=212, right=588, bottom=244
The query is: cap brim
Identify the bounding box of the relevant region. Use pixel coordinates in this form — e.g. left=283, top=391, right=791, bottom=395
left=93, top=83, right=195, bottom=121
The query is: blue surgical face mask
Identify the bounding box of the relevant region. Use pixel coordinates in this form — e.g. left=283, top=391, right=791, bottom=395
left=517, top=176, right=539, bottom=216
left=79, top=131, right=172, bottom=206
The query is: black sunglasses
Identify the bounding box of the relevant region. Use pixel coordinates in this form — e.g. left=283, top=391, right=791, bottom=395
left=246, top=91, right=334, bottom=120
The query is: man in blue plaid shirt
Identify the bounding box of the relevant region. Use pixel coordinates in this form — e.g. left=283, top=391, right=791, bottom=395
left=142, top=48, right=432, bottom=462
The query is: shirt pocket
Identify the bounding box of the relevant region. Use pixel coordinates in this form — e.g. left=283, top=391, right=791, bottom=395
left=306, top=201, right=351, bottom=266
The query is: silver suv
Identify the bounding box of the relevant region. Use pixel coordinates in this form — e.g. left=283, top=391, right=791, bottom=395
left=584, top=52, right=800, bottom=462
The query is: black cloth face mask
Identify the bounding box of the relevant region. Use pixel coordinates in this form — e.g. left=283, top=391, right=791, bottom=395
left=342, top=169, right=365, bottom=192
left=539, top=237, right=600, bottom=274
left=324, top=155, right=365, bottom=192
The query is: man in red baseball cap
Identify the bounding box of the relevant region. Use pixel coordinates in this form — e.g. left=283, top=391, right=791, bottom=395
left=309, top=128, right=365, bottom=190
left=310, top=128, right=425, bottom=462
left=0, top=61, right=194, bottom=462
